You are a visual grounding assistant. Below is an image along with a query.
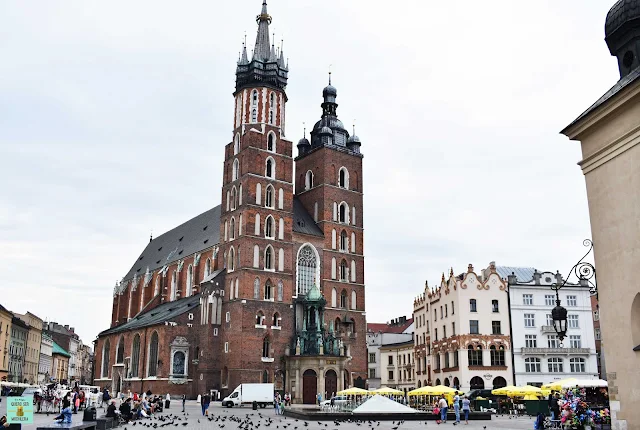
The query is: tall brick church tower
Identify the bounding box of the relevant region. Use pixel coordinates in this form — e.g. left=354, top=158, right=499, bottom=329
left=217, top=0, right=367, bottom=402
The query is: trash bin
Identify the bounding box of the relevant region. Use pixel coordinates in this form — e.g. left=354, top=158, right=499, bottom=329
left=165, top=399, right=171, bottom=409
left=83, top=406, right=97, bottom=421
left=252, top=401, right=258, bottom=410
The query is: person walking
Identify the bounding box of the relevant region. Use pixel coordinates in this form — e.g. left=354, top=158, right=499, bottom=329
left=548, top=391, right=556, bottom=421
left=200, top=393, right=207, bottom=416
left=462, top=395, right=471, bottom=425
left=203, top=392, right=211, bottom=416
left=438, top=396, right=448, bottom=423
left=101, top=388, right=110, bottom=409
left=182, top=394, right=186, bottom=413
left=453, top=391, right=461, bottom=424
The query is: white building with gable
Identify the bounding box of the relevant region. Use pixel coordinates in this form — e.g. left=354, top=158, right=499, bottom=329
left=498, top=266, right=598, bottom=386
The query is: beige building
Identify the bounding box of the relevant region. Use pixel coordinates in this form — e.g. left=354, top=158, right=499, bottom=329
left=560, top=1, right=640, bottom=428
left=16, top=312, right=43, bottom=385
left=427, top=264, right=513, bottom=392
left=52, top=341, right=70, bottom=383
left=413, top=293, right=431, bottom=388
left=0, top=305, right=12, bottom=381
left=379, top=340, right=415, bottom=395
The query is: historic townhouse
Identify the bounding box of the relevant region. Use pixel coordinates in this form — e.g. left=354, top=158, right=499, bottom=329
left=422, top=264, right=513, bottom=392
left=94, top=1, right=367, bottom=403
left=366, top=317, right=414, bottom=390
left=500, top=266, right=599, bottom=386
left=413, top=286, right=431, bottom=388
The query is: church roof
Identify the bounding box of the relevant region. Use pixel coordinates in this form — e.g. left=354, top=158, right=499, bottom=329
left=121, top=196, right=321, bottom=284
left=99, top=293, right=202, bottom=337
left=123, top=206, right=221, bottom=281
left=562, top=66, right=640, bottom=132
left=292, top=197, right=323, bottom=237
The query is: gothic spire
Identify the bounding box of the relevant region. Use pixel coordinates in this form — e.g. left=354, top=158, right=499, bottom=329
left=239, top=34, right=249, bottom=65
left=253, top=0, right=272, bottom=61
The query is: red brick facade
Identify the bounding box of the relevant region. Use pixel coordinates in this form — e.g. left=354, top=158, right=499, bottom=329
left=95, top=1, right=367, bottom=401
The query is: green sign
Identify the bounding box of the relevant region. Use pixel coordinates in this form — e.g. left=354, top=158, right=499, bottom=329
left=6, top=396, right=34, bottom=424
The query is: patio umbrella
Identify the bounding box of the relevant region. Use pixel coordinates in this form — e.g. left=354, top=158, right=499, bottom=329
left=408, top=386, right=435, bottom=396
left=523, top=394, right=540, bottom=401
left=542, top=378, right=578, bottom=391
left=372, top=387, right=404, bottom=396
left=507, top=385, right=543, bottom=397
left=491, top=385, right=518, bottom=396
left=337, top=387, right=369, bottom=396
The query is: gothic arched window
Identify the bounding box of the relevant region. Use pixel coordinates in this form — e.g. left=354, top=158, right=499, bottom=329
left=267, top=132, right=276, bottom=152
left=232, top=159, right=239, bottom=181
left=265, top=246, right=274, bottom=270
left=171, top=272, right=177, bottom=301
left=204, top=258, right=211, bottom=279
left=339, top=167, right=349, bottom=189
left=131, top=334, right=141, bottom=377
left=305, top=170, right=314, bottom=190
left=339, top=260, right=348, bottom=281
left=264, top=280, right=273, bottom=300
left=296, top=244, right=318, bottom=295
left=148, top=332, right=159, bottom=377
left=234, top=133, right=240, bottom=155
left=340, top=290, right=348, bottom=308
left=228, top=247, right=235, bottom=272
left=265, top=185, right=274, bottom=208
left=262, top=337, right=270, bottom=358
left=340, top=230, right=348, bottom=251
left=265, top=157, right=275, bottom=179
left=339, top=202, right=349, bottom=224
left=265, top=216, right=274, bottom=239
left=101, top=339, right=110, bottom=378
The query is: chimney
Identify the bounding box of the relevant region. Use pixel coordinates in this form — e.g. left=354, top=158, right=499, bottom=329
left=70, top=327, right=75, bottom=333
left=64, top=325, right=69, bottom=331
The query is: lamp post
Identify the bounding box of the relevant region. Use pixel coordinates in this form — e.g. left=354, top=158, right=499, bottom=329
left=550, top=239, right=597, bottom=343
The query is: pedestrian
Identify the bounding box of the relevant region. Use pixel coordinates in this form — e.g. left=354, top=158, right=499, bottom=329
left=453, top=391, right=460, bottom=424
left=101, top=388, right=110, bottom=409
left=548, top=391, right=556, bottom=421
left=316, top=392, right=322, bottom=406
left=438, top=396, right=448, bottom=423
left=204, top=392, right=211, bottom=416
left=182, top=394, right=186, bottom=413
left=462, top=395, right=471, bottom=425
left=200, top=393, right=207, bottom=416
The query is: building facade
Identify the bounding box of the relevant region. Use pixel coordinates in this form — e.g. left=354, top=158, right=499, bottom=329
left=0, top=305, right=12, bottom=381
left=39, top=333, right=53, bottom=383
left=427, top=264, right=513, bottom=392
left=560, top=1, right=640, bottom=427
left=590, top=296, right=605, bottom=379
left=52, top=341, right=70, bottom=384
left=9, top=317, right=29, bottom=383
left=77, top=343, right=93, bottom=385
left=16, top=312, right=43, bottom=385
left=379, top=341, right=415, bottom=394
left=94, top=1, right=367, bottom=402
left=502, top=267, right=599, bottom=386
left=366, top=317, right=414, bottom=390
left=413, top=284, right=431, bottom=388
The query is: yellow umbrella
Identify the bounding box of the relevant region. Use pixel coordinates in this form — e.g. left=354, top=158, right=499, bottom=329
left=337, top=387, right=369, bottom=396
left=507, top=385, right=543, bottom=397
left=372, top=387, right=404, bottom=395
left=523, top=394, right=540, bottom=401
left=430, top=385, right=456, bottom=395
left=491, top=385, right=518, bottom=396
left=542, top=378, right=578, bottom=391
left=408, top=386, right=436, bottom=396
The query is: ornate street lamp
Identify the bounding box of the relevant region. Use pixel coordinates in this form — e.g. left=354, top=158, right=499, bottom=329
left=550, top=282, right=568, bottom=342
left=550, top=239, right=597, bottom=343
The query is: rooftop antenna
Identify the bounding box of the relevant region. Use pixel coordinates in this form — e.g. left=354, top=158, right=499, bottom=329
left=303, top=121, right=306, bottom=137
left=328, top=64, right=332, bottom=84
left=150, top=229, right=153, bottom=242
left=352, top=119, right=356, bottom=135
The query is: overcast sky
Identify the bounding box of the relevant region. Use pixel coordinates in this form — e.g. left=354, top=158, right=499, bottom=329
left=0, top=1, right=618, bottom=347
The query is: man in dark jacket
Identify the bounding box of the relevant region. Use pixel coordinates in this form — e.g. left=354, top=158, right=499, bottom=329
left=106, top=401, right=117, bottom=418
left=119, top=399, right=133, bottom=422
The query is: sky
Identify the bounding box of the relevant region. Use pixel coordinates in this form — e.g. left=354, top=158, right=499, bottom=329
left=0, top=1, right=619, bottom=347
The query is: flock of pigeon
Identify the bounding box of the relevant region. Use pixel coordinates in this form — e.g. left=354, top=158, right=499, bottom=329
left=123, top=410, right=492, bottom=430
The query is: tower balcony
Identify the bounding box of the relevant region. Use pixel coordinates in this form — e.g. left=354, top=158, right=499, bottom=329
left=290, top=329, right=343, bottom=357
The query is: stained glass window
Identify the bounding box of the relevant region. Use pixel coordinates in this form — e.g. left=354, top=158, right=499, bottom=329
left=297, top=245, right=317, bottom=295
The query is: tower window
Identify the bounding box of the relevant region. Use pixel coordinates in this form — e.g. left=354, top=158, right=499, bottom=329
left=340, top=290, right=348, bottom=308
left=264, top=246, right=274, bottom=270
left=230, top=217, right=235, bottom=240
left=267, top=133, right=275, bottom=152
left=232, top=159, right=239, bottom=181
left=265, top=215, right=274, bottom=239
left=339, top=260, right=348, bottom=281
left=262, top=337, right=270, bottom=358
left=234, top=134, right=240, bottom=155
left=340, top=230, right=348, bottom=251
left=264, top=280, right=273, bottom=300
left=269, top=92, right=276, bottom=125
left=297, top=244, right=318, bottom=296
left=339, top=202, right=349, bottom=223
left=339, top=167, right=349, bottom=189
left=251, top=109, right=257, bottom=123
left=265, top=185, right=274, bottom=208
left=305, top=170, right=314, bottom=190
left=265, top=157, right=275, bottom=179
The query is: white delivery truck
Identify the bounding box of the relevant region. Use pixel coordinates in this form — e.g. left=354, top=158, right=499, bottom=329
left=222, top=383, right=274, bottom=408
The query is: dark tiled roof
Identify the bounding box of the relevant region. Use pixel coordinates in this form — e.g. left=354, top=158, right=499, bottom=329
left=99, top=294, right=201, bottom=337
left=562, top=66, right=640, bottom=132
left=123, top=206, right=221, bottom=281
left=11, top=316, right=29, bottom=330
left=605, top=0, right=640, bottom=38
left=292, top=197, right=324, bottom=237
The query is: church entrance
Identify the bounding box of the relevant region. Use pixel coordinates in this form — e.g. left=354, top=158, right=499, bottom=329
left=302, top=369, right=317, bottom=404
left=325, top=370, right=337, bottom=398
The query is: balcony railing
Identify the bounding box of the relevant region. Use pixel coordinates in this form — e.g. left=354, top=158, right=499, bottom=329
left=540, top=325, right=556, bottom=334
left=521, top=347, right=590, bottom=355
